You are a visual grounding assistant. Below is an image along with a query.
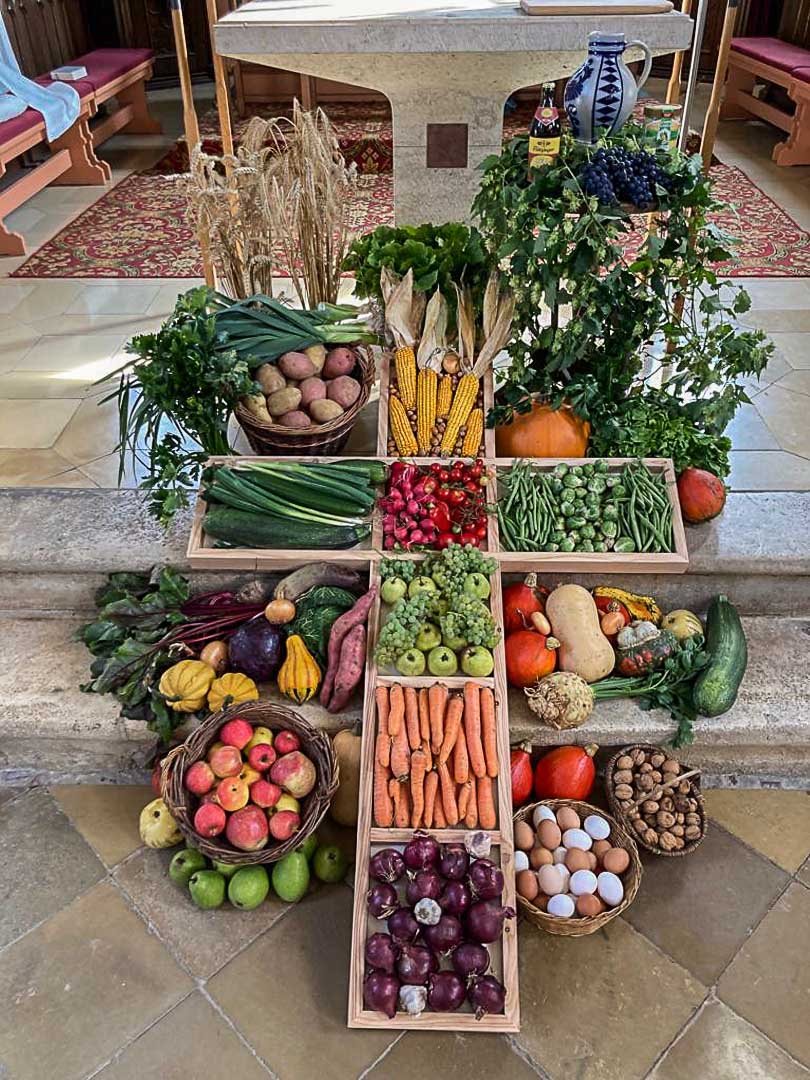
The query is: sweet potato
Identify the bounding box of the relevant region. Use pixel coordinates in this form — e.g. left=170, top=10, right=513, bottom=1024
left=326, top=376, right=361, bottom=409
left=279, top=351, right=317, bottom=380
left=322, top=347, right=356, bottom=379
left=327, top=623, right=366, bottom=713
left=320, top=587, right=377, bottom=706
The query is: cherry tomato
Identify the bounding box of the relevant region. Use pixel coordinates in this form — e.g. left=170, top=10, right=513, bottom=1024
left=464, top=480, right=479, bottom=494
left=436, top=532, right=456, bottom=549
left=438, top=469, right=450, bottom=483
left=475, top=524, right=488, bottom=539
left=437, top=484, right=452, bottom=501
left=422, top=477, right=437, bottom=496
left=430, top=462, right=443, bottom=475
left=448, top=489, right=467, bottom=507
left=460, top=531, right=480, bottom=546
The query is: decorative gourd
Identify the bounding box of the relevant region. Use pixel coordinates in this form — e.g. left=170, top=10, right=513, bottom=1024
left=677, top=467, right=726, bottom=524
left=662, top=609, right=703, bottom=642
left=277, top=634, right=321, bottom=704
left=533, top=744, right=598, bottom=800
left=207, top=671, right=259, bottom=712
left=592, top=586, right=662, bottom=625
left=330, top=727, right=362, bottom=826
left=159, top=660, right=215, bottom=713
left=504, top=630, right=559, bottom=688
left=545, top=584, right=615, bottom=683
left=615, top=621, right=677, bottom=677
left=495, top=401, right=590, bottom=458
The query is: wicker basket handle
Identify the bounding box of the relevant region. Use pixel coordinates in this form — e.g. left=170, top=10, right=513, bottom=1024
left=160, top=742, right=188, bottom=797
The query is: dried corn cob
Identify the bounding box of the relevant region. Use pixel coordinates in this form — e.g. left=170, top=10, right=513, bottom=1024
left=395, top=346, right=417, bottom=409
left=417, top=368, right=438, bottom=454
left=389, top=395, right=417, bottom=456
left=441, top=373, right=478, bottom=453
left=461, top=408, right=484, bottom=456
left=436, top=375, right=453, bottom=419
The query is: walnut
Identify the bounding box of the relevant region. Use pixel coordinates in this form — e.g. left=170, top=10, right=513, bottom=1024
left=673, top=836, right=685, bottom=850
left=619, top=798, right=635, bottom=809
left=671, top=824, right=684, bottom=837
left=662, top=759, right=680, bottom=775
left=685, top=824, right=702, bottom=840
left=686, top=798, right=698, bottom=812
left=650, top=770, right=662, bottom=784
left=656, top=810, right=676, bottom=829
left=642, top=800, right=660, bottom=815
left=659, top=830, right=678, bottom=851
left=644, top=828, right=660, bottom=846
left=639, top=762, right=654, bottom=774
left=674, top=795, right=690, bottom=813
left=631, top=748, right=647, bottom=766
left=632, top=818, right=648, bottom=835
left=613, top=769, right=634, bottom=785
left=614, top=784, right=633, bottom=800
left=616, top=755, right=634, bottom=770
left=685, top=812, right=701, bottom=826
left=650, top=752, right=666, bottom=768
left=643, top=814, right=657, bottom=828
left=636, top=773, right=655, bottom=792
left=628, top=807, right=641, bottom=819
left=675, top=813, right=685, bottom=825
left=660, top=796, right=675, bottom=812
left=678, top=780, right=691, bottom=795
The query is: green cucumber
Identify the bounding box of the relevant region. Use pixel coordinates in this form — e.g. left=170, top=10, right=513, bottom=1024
left=692, top=595, right=747, bottom=717
left=203, top=508, right=369, bottom=550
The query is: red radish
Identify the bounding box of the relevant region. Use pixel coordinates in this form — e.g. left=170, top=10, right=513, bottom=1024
left=534, top=744, right=598, bottom=800
left=274, top=730, right=301, bottom=755
left=502, top=573, right=548, bottom=634
left=505, top=630, right=559, bottom=688
left=677, top=467, right=726, bottom=524
left=510, top=742, right=533, bottom=807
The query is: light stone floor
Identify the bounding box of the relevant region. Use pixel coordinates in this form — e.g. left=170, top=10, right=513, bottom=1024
left=0, top=81, right=807, bottom=489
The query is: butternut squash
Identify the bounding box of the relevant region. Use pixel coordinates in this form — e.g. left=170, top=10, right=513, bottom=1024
left=330, top=727, right=361, bottom=826
left=545, top=584, right=615, bottom=683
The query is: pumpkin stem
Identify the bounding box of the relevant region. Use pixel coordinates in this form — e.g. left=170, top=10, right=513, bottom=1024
left=524, top=573, right=538, bottom=588
left=584, top=743, right=599, bottom=758
left=546, top=636, right=561, bottom=650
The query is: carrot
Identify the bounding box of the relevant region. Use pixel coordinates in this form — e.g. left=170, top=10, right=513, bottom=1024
left=391, top=778, right=410, bottom=829
left=480, top=687, right=498, bottom=778
left=438, top=695, right=464, bottom=765
left=390, top=716, right=410, bottom=780
left=464, top=682, right=486, bottom=778
left=404, top=687, right=421, bottom=751
left=464, top=774, right=478, bottom=829
left=457, top=780, right=472, bottom=820
left=388, top=684, right=405, bottom=737
left=477, top=775, right=496, bottom=829
left=428, top=684, right=447, bottom=755
left=375, top=686, right=390, bottom=768
left=421, top=737, right=433, bottom=773
left=418, top=688, right=430, bottom=744
left=423, top=770, right=439, bottom=829
left=438, top=761, right=459, bottom=826
left=374, top=760, right=393, bottom=826
left=433, top=794, right=447, bottom=829
left=452, top=718, right=469, bottom=784
left=410, top=748, right=428, bottom=828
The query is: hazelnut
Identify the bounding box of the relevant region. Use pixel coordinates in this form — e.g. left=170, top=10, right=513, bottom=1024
left=659, top=830, right=678, bottom=851
left=662, top=759, right=680, bottom=774
left=643, top=828, right=660, bottom=846
left=642, top=800, right=660, bottom=815
left=656, top=810, right=676, bottom=829
left=613, top=769, right=634, bottom=785
left=639, top=762, right=654, bottom=774
left=671, top=824, right=684, bottom=837
left=685, top=824, right=702, bottom=840
left=650, top=752, right=666, bottom=768
left=616, top=755, right=634, bottom=770
left=614, top=784, right=634, bottom=800
left=636, top=774, right=655, bottom=792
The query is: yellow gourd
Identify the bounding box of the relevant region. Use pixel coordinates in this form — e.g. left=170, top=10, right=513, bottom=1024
left=277, top=634, right=321, bottom=704
left=159, top=659, right=215, bottom=713
left=546, top=584, right=616, bottom=684
left=207, top=671, right=259, bottom=712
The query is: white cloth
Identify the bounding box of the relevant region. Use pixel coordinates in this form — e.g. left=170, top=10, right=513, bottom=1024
left=0, top=20, right=79, bottom=140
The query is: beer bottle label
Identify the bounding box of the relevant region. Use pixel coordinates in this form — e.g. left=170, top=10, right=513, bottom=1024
left=528, top=135, right=560, bottom=166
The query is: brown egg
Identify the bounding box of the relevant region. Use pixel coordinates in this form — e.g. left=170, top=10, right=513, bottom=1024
left=516, top=869, right=540, bottom=902
left=538, top=819, right=562, bottom=850
left=530, top=845, right=554, bottom=869
left=602, top=847, right=631, bottom=875
left=534, top=893, right=549, bottom=912
left=576, top=893, right=605, bottom=918
left=556, top=806, right=581, bottom=831
left=592, top=839, right=612, bottom=861
left=565, top=848, right=591, bottom=873
left=586, top=851, right=599, bottom=871
left=514, top=820, right=535, bottom=851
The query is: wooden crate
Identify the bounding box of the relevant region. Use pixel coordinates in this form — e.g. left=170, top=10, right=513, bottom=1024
left=495, top=457, right=688, bottom=574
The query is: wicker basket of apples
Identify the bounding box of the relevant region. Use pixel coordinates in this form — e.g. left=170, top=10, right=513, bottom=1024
left=161, top=700, right=338, bottom=866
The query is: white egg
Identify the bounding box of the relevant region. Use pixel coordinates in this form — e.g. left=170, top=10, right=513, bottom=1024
left=562, top=828, right=593, bottom=851
left=584, top=814, right=611, bottom=841
left=513, top=850, right=530, bottom=873
left=538, top=864, right=566, bottom=896
left=555, top=864, right=571, bottom=893
left=547, top=893, right=576, bottom=918
left=552, top=845, right=568, bottom=864
left=569, top=869, right=598, bottom=896
left=597, top=871, right=624, bottom=908
left=532, top=805, right=557, bottom=827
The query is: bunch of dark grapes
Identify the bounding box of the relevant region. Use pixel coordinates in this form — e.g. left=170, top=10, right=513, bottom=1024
left=579, top=147, right=676, bottom=210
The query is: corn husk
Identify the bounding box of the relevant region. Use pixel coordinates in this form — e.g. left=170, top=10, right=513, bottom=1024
left=474, top=277, right=515, bottom=377
left=380, top=266, right=401, bottom=307
left=482, top=270, right=500, bottom=343
left=417, top=288, right=448, bottom=371
left=385, top=268, right=417, bottom=349
left=453, top=283, right=476, bottom=372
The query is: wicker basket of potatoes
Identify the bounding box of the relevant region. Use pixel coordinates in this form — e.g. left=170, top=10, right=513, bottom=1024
left=605, top=744, right=707, bottom=857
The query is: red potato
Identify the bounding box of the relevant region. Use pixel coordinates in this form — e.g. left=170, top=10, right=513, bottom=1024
left=299, top=377, right=327, bottom=408
left=322, top=347, right=356, bottom=379
left=278, top=351, right=317, bottom=380
left=326, top=376, right=361, bottom=409
left=327, top=623, right=366, bottom=713
left=278, top=410, right=312, bottom=429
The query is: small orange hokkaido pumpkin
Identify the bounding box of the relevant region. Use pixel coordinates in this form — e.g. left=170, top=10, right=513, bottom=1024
left=495, top=401, right=591, bottom=458
left=505, top=629, right=559, bottom=688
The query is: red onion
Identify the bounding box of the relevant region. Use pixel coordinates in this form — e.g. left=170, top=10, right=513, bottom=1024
left=387, top=908, right=420, bottom=944
left=396, top=943, right=437, bottom=986
left=406, top=868, right=442, bottom=906
left=422, top=913, right=463, bottom=955
left=402, top=831, right=440, bottom=871
left=451, top=942, right=490, bottom=979
left=369, top=849, right=406, bottom=884
left=365, top=933, right=398, bottom=975
left=467, top=858, right=504, bottom=901
left=439, top=880, right=471, bottom=917
left=468, top=975, right=506, bottom=1018
left=465, top=901, right=516, bottom=944
left=367, top=883, right=399, bottom=920
left=427, top=971, right=466, bottom=1012
left=364, top=971, right=399, bottom=1019
left=439, top=845, right=470, bottom=881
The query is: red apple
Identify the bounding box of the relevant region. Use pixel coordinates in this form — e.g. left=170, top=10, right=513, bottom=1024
left=247, top=743, right=277, bottom=772
left=194, top=802, right=226, bottom=837
left=250, top=779, right=281, bottom=809
left=208, top=745, right=242, bottom=779
left=200, top=790, right=220, bottom=805
left=270, top=750, right=316, bottom=798
left=219, top=717, right=254, bottom=750
left=151, top=762, right=162, bottom=797
left=184, top=760, right=215, bottom=796
left=269, top=809, right=300, bottom=841
left=273, top=730, right=301, bottom=755
left=217, top=776, right=249, bottom=812
left=238, top=764, right=261, bottom=787
left=226, top=805, right=269, bottom=851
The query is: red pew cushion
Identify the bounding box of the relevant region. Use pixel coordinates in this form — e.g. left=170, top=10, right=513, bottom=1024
left=0, top=108, right=42, bottom=145
left=730, top=37, right=810, bottom=74
left=792, top=67, right=810, bottom=85
left=70, top=49, right=154, bottom=91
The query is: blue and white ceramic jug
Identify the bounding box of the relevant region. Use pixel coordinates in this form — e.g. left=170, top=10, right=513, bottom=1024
left=564, top=32, right=653, bottom=144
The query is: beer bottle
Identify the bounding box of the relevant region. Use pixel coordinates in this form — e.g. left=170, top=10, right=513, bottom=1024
left=528, top=82, right=561, bottom=170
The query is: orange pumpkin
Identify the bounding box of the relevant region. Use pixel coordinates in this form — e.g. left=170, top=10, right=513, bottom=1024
left=505, top=629, right=559, bottom=688
left=495, top=401, right=591, bottom=458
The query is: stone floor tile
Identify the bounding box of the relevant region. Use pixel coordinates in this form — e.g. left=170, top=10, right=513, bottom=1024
left=726, top=403, right=780, bottom=451
left=15, top=332, right=126, bottom=374
left=51, top=784, right=153, bottom=868
left=0, top=880, right=191, bottom=1080
left=767, top=332, right=810, bottom=369
left=728, top=451, right=810, bottom=492
left=704, top=789, right=810, bottom=872
left=755, top=384, right=810, bottom=457
left=0, top=786, right=22, bottom=807
left=742, top=311, right=810, bottom=334
left=719, top=883, right=810, bottom=1067
left=368, top=1032, right=540, bottom=1078
left=0, top=370, right=97, bottom=399
left=0, top=787, right=105, bottom=948
left=113, top=847, right=288, bottom=980
left=0, top=448, right=77, bottom=484
left=0, top=397, right=81, bottom=449
left=208, top=886, right=397, bottom=1080
left=8, top=280, right=84, bottom=322
left=799, top=860, right=810, bottom=887
left=65, top=282, right=161, bottom=316
left=776, top=370, right=810, bottom=396
left=515, top=918, right=705, bottom=1080
left=96, top=991, right=270, bottom=1080
left=650, top=999, right=810, bottom=1080
left=623, top=825, right=789, bottom=985
left=54, top=392, right=124, bottom=467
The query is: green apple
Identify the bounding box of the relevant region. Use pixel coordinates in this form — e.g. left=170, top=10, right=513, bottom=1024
left=460, top=645, right=494, bottom=678
left=442, top=629, right=468, bottom=652
left=428, top=646, right=458, bottom=677
left=169, top=847, right=207, bottom=886
left=395, top=648, right=426, bottom=676
left=381, top=577, right=408, bottom=605
left=463, top=572, right=491, bottom=600
left=408, top=576, right=437, bottom=599
left=415, top=622, right=442, bottom=652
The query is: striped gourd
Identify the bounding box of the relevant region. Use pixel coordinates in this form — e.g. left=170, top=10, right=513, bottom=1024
left=389, top=395, right=417, bottom=455
left=437, top=375, right=453, bottom=419
left=461, top=408, right=484, bottom=457
left=440, top=373, right=479, bottom=453
left=417, top=368, right=438, bottom=454
left=395, top=347, right=417, bottom=409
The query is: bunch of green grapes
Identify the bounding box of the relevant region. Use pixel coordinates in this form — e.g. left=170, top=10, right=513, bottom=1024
left=440, top=594, right=500, bottom=649
left=374, top=591, right=435, bottom=666
left=425, top=545, right=497, bottom=600
left=380, top=557, right=417, bottom=584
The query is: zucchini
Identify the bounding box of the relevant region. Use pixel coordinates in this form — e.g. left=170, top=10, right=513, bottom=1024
left=203, top=508, right=369, bottom=550
left=692, top=595, right=747, bottom=717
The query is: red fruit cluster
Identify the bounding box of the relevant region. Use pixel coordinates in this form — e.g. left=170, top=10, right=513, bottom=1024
left=379, top=459, right=489, bottom=552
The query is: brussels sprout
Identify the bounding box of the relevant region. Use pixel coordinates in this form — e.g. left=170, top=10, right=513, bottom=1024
left=559, top=537, right=576, bottom=552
